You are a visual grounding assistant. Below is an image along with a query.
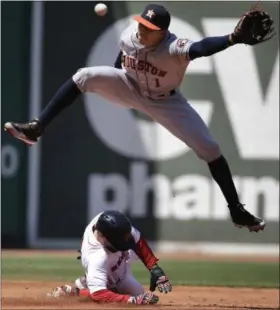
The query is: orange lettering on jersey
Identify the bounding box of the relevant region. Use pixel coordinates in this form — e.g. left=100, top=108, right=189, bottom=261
left=158, top=70, right=167, bottom=77
left=138, top=60, right=145, bottom=70
left=122, top=55, right=167, bottom=78
left=124, top=55, right=130, bottom=67
left=151, top=67, right=158, bottom=75
left=130, top=58, right=136, bottom=69
left=145, top=62, right=151, bottom=72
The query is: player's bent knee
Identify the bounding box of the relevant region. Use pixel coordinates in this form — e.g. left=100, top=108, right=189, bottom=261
left=72, top=67, right=114, bottom=93
left=72, top=68, right=92, bottom=92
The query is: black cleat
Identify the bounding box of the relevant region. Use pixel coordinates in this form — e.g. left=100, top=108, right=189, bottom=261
left=229, top=203, right=266, bottom=232
left=4, top=119, right=43, bottom=146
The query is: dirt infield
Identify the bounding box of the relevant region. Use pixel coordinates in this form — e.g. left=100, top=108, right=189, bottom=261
left=2, top=250, right=279, bottom=309
left=2, top=280, right=279, bottom=310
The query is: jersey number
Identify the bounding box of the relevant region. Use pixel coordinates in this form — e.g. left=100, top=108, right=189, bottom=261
left=155, top=78, right=160, bottom=88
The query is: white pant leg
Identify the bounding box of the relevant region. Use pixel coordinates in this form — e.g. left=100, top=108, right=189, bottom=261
left=145, top=94, right=221, bottom=162
left=117, top=272, right=144, bottom=296
left=81, top=252, right=108, bottom=294
left=72, top=66, right=142, bottom=109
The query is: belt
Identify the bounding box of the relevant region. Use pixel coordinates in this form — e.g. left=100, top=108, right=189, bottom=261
left=158, top=89, right=175, bottom=97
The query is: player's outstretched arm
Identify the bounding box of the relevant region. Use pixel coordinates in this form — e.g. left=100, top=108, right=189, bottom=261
left=48, top=282, right=159, bottom=304
left=133, top=236, right=172, bottom=294
left=188, top=35, right=233, bottom=60
left=188, top=9, right=275, bottom=60
left=79, top=288, right=159, bottom=304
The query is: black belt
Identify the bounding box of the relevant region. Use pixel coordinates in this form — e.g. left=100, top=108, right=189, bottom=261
left=157, top=89, right=175, bottom=97
left=147, top=89, right=176, bottom=100
left=148, top=89, right=175, bottom=100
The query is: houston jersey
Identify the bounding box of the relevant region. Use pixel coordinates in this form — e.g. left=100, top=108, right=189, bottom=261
left=119, top=23, right=193, bottom=97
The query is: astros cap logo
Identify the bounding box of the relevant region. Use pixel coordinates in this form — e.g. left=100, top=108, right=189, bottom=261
left=146, top=10, right=155, bottom=19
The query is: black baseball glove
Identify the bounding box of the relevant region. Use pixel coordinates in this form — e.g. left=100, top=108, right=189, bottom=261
left=150, top=265, right=172, bottom=294
left=231, top=10, right=275, bottom=45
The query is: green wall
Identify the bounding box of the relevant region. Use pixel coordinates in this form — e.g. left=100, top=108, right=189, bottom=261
left=1, top=2, right=31, bottom=247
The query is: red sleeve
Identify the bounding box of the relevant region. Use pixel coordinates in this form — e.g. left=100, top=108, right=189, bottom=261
left=134, top=237, right=159, bottom=270
left=79, top=288, right=130, bottom=303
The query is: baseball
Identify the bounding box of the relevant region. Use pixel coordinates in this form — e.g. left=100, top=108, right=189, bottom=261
left=94, top=3, right=108, bottom=16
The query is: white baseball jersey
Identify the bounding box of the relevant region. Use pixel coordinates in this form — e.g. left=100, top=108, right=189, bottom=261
left=80, top=213, right=142, bottom=295
left=119, top=23, right=193, bottom=97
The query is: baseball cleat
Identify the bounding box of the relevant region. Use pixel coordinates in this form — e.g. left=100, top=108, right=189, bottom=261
left=75, top=276, right=87, bottom=290
left=229, top=203, right=266, bottom=232
left=4, top=119, right=43, bottom=145
left=47, top=285, right=79, bottom=298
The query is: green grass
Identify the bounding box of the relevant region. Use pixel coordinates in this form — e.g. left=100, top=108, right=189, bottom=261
left=2, top=255, right=279, bottom=288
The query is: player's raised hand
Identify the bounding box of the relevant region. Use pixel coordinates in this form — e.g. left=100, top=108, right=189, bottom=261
left=128, top=292, right=159, bottom=305
left=231, top=9, right=275, bottom=45
left=150, top=264, right=172, bottom=294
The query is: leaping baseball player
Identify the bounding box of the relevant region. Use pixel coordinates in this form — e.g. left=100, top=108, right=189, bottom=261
left=4, top=4, right=275, bottom=232
left=47, top=210, right=172, bottom=305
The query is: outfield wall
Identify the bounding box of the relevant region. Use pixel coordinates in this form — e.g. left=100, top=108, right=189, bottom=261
left=1, top=2, right=31, bottom=247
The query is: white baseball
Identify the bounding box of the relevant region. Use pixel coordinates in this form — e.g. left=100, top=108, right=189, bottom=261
left=94, top=3, right=108, bottom=16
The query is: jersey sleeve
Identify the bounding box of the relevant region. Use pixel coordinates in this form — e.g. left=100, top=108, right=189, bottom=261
left=119, top=37, right=124, bottom=51
left=119, top=29, right=126, bottom=51
left=86, top=251, right=108, bottom=294
left=119, top=24, right=134, bottom=51
left=169, top=38, right=194, bottom=63
left=130, top=226, right=159, bottom=270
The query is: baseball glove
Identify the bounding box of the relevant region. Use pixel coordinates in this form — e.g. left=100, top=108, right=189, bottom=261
left=231, top=10, right=275, bottom=45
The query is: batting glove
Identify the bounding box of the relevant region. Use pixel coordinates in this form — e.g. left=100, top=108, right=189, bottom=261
left=150, top=264, right=172, bottom=293
left=47, top=285, right=79, bottom=298
left=128, top=292, right=159, bottom=305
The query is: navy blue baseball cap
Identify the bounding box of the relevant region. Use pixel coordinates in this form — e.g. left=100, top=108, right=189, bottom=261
left=134, top=4, right=171, bottom=31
